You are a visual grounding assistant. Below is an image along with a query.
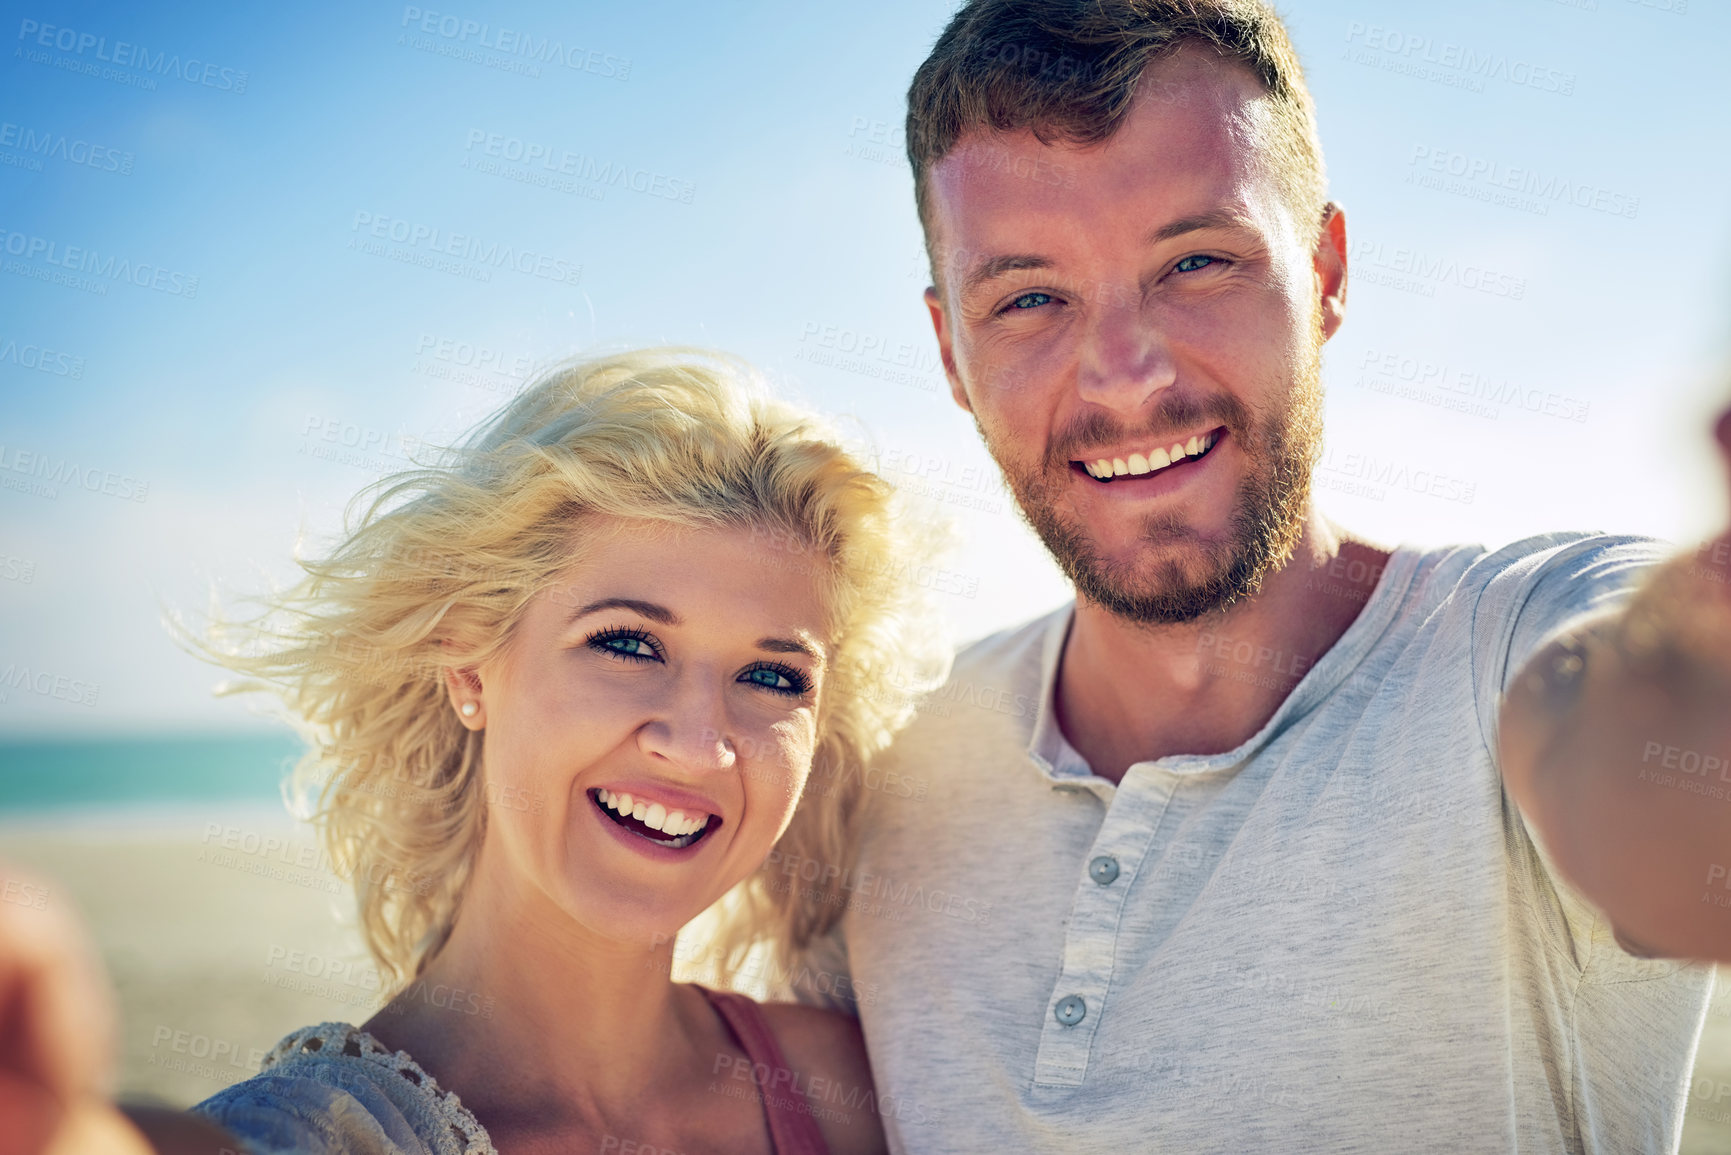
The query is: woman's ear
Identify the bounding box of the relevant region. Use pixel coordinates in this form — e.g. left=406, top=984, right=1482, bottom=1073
left=443, top=661, right=486, bottom=729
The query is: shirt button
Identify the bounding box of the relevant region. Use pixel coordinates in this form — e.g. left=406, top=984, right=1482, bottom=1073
left=1054, top=994, right=1087, bottom=1026
left=1088, top=855, right=1120, bottom=885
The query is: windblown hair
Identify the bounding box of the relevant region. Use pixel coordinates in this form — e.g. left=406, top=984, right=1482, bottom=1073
left=198, top=348, right=951, bottom=986
left=908, top=0, right=1327, bottom=273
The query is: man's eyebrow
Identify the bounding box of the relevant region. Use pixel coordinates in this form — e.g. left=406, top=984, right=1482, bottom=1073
left=1146, top=209, right=1258, bottom=246
left=959, top=211, right=1256, bottom=297
left=757, top=635, right=826, bottom=665
left=566, top=597, right=681, bottom=626
left=961, top=253, right=1053, bottom=298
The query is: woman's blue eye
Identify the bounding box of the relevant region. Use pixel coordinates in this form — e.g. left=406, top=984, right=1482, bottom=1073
left=740, top=664, right=810, bottom=697
left=586, top=627, right=660, bottom=661
left=1174, top=255, right=1217, bottom=273
left=1008, top=291, right=1053, bottom=310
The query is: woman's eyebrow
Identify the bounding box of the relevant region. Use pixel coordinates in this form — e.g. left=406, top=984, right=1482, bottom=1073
left=757, top=635, right=824, bottom=664
left=566, top=597, right=681, bottom=626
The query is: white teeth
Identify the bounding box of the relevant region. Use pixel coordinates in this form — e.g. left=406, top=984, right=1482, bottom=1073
left=1169, top=442, right=1184, bottom=461
left=1094, top=459, right=1111, bottom=478
left=1186, top=435, right=1200, bottom=455
left=1112, top=458, right=1128, bottom=476
left=1150, top=447, right=1171, bottom=470
left=1127, top=453, right=1150, bottom=476
left=595, top=789, right=717, bottom=843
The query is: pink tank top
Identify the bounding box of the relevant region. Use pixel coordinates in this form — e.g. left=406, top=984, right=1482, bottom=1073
left=699, top=986, right=833, bottom=1155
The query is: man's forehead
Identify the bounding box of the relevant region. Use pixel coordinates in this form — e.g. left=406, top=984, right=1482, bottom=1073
left=925, top=45, right=1281, bottom=241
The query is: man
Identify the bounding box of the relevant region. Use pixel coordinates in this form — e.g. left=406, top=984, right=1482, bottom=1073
left=792, top=1, right=1731, bottom=1151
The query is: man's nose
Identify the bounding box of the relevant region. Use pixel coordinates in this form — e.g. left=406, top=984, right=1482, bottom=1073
left=1074, top=291, right=1177, bottom=414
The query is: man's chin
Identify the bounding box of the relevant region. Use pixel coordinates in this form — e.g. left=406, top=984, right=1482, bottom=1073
left=1070, top=553, right=1247, bottom=626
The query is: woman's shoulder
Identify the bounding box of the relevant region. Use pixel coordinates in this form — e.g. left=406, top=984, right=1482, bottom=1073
left=754, top=1001, right=886, bottom=1155
left=192, top=1021, right=494, bottom=1155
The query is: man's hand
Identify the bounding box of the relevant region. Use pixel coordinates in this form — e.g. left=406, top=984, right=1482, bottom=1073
left=1501, top=404, right=1731, bottom=960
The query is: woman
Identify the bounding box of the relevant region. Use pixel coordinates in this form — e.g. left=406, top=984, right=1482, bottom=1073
left=182, top=349, right=950, bottom=1154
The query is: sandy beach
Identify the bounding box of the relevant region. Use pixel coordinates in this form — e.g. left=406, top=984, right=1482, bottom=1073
left=7, top=812, right=1731, bottom=1152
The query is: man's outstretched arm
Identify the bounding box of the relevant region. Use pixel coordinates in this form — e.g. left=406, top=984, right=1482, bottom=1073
left=1500, top=406, right=1731, bottom=960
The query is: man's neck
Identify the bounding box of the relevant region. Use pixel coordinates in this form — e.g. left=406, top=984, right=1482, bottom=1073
left=1054, top=512, right=1390, bottom=785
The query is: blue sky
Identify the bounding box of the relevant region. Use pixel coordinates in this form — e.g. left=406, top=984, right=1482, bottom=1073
left=1, top=0, right=1728, bottom=735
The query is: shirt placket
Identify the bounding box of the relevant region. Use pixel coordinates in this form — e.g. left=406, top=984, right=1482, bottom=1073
left=1033, top=768, right=1174, bottom=1087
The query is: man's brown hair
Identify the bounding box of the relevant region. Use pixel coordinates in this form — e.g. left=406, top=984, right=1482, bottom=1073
left=907, top=0, right=1326, bottom=277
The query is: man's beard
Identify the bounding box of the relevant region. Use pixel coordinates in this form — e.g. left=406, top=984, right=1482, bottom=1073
left=987, top=346, right=1325, bottom=626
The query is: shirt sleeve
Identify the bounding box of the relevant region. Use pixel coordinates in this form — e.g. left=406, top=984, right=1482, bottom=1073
left=1470, top=531, right=1695, bottom=979
left=785, top=917, right=865, bottom=1017
left=193, top=1071, right=433, bottom=1155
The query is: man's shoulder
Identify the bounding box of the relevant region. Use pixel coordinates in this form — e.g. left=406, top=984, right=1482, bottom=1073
left=1394, top=532, right=1665, bottom=612
left=1466, top=530, right=1666, bottom=575
left=1434, top=531, right=1668, bottom=621
left=874, top=604, right=1067, bottom=760
left=951, top=602, right=1070, bottom=681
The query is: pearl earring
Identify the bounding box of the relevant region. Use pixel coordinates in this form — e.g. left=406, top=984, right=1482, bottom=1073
left=460, top=702, right=478, bottom=717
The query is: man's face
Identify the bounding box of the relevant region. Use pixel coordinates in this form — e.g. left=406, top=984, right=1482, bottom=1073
left=923, top=46, right=1345, bottom=624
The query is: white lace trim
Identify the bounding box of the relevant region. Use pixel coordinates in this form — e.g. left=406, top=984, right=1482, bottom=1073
left=262, top=1021, right=497, bottom=1155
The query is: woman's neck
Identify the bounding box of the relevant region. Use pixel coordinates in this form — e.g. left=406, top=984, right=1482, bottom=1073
left=361, top=843, right=716, bottom=1135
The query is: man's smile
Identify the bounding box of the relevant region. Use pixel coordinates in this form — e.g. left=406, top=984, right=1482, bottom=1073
left=1072, top=426, right=1226, bottom=483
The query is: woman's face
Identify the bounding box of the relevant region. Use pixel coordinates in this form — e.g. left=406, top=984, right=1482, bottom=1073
left=453, top=517, right=832, bottom=947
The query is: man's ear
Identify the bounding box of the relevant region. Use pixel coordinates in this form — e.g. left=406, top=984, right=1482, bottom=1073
left=1314, top=202, right=1348, bottom=342
left=925, top=285, right=972, bottom=414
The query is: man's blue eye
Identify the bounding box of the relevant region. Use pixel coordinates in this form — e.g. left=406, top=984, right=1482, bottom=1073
left=1175, top=255, right=1216, bottom=273
left=1009, top=291, right=1052, bottom=310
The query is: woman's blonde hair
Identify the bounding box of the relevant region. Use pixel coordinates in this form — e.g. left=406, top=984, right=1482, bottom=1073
left=201, top=348, right=951, bottom=986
